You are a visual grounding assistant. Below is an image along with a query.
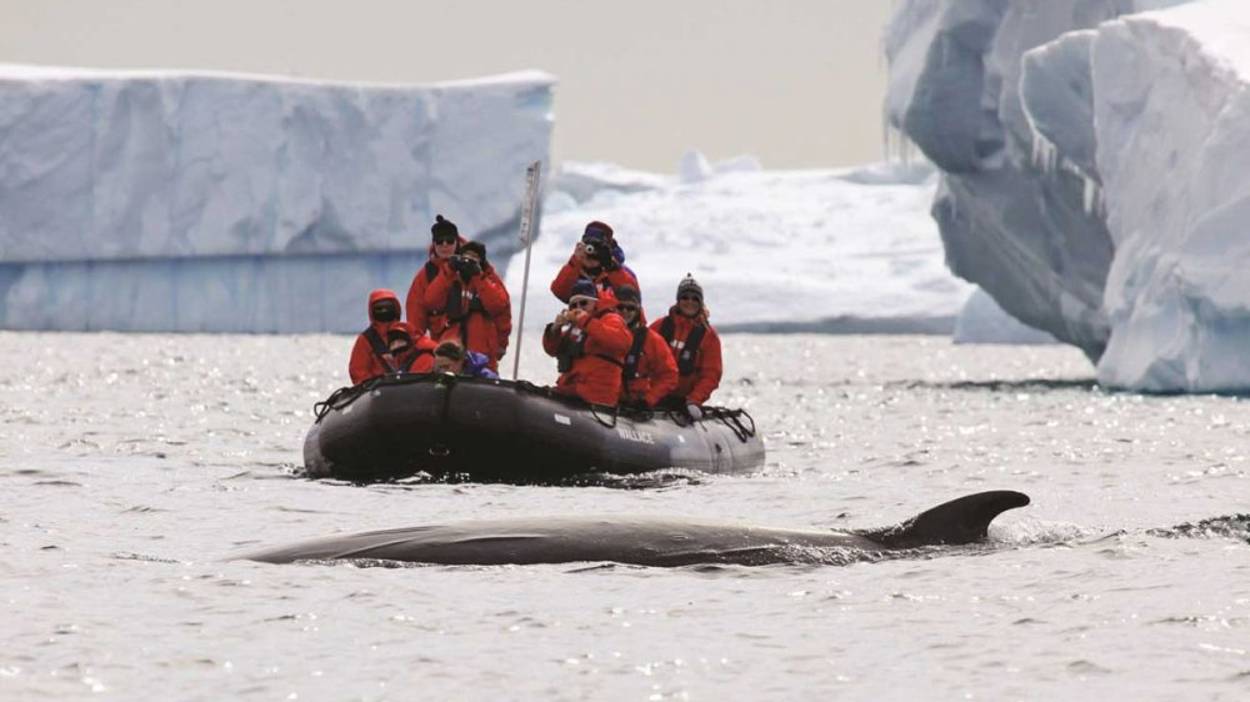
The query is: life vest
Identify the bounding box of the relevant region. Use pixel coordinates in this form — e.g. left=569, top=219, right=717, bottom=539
left=556, top=313, right=626, bottom=373
left=621, top=326, right=650, bottom=381
left=363, top=326, right=431, bottom=374
left=444, top=280, right=487, bottom=322
left=659, top=316, right=707, bottom=376
left=362, top=327, right=396, bottom=371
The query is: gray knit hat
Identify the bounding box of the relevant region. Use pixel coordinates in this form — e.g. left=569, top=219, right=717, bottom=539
left=676, top=273, right=703, bottom=302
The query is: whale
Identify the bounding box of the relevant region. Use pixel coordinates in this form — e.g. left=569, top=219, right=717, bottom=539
left=241, top=490, right=1030, bottom=568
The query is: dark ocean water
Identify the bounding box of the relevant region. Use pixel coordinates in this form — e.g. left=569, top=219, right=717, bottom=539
left=2, top=332, right=1248, bottom=700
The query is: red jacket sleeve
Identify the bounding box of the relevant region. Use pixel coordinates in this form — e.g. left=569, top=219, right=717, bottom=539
left=422, top=263, right=454, bottom=311
left=643, top=330, right=679, bottom=406
left=550, top=257, right=581, bottom=302
left=405, top=270, right=429, bottom=336
left=583, top=311, right=631, bottom=357
left=473, top=270, right=511, bottom=317
left=348, top=335, right=375, bottom=385
left=688, top=327, right=723, bottom=406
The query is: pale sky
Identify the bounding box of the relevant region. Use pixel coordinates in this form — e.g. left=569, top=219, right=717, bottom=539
left=0, top=0, right=893, bottom=172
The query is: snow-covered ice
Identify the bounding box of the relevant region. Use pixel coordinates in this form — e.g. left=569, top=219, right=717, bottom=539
left=887, top=0, right=1250, bottom=391
left=505, top=156, right=973, bottom=335
left=0, top=65, right=553, bottom=332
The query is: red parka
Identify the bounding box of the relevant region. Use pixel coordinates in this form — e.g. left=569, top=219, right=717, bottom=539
left=550, top=257, right=640, bottom=303
left=542, top=302, right=632, bottom=406
left=621, top=314, right=679, bottom=407
left=389, top=321, right=438, bottom=375
left=349, top=290, right=403, bottom=384
left=422, top=260, right=512, bottom=369
left=650, top=308, right=723, bottom=406
left=404, top=237, right=466, bottom=337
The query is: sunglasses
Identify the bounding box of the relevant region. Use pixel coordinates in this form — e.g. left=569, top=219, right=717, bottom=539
left=617, top=304, right=639, bottom=313
left=568, top=299, right=595, bottom=310
left=433, top=236, right=457, bottom=245
left=679, top=294, right=701, bottom=302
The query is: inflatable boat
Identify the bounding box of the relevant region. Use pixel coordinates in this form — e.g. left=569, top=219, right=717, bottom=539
left=304, top=373, right=764, bottom=483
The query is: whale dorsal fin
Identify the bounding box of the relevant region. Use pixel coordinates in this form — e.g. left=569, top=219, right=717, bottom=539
left=856, top=490, right=1030, bottom=548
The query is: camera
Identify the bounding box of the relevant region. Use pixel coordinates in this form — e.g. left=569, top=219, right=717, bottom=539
left=582, top=241, right=612, bottom=266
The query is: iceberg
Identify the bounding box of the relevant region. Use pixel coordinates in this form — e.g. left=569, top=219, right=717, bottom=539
left=887, top=0, right=1250, bottom=391
left=954, top=288, right=1057, bottom=345
left=506, top=156, right=972, bottom=334
left=0, top=65, right=553, bottom=332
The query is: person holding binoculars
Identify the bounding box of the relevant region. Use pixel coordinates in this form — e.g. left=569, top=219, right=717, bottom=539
left=422, top=239, right=512, bottom=371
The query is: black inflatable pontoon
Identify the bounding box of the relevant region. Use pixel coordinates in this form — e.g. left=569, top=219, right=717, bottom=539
left=304, top=373, right=764, bottom=483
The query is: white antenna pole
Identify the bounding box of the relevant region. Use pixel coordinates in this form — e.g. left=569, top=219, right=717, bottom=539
left=511, top=161, right=543, bottom=381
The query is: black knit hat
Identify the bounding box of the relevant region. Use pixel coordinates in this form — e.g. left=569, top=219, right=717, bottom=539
left=614, top=284, right=641, bottom=305
left=676, top=273, right=703, bottom=302
left=459, top=240, right=487, bottom=266
left=431, top=214, right=459, bottom=239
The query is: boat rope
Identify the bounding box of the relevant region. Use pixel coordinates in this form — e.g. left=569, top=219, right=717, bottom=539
left=589, top=403, right=619, bottom=429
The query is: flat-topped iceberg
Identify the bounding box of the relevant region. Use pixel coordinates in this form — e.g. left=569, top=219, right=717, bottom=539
left=887, top=0, right=1250, bottom=391
left=0, top=65, right=553, bottom=332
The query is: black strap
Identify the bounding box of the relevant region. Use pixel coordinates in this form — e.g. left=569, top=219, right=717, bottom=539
left=444, top=281, right=490, bottom=324
left=678, top=324, right=706, bottom=376
left=445, top=280, right=465, bottom=321
left=660, top=315, right=706, bottom=376
left=594, top=353, right=624, bottom=368
left=398, top=347, right=433, bottom=373
left=659, top=316, right=675, bottom=343
left=362, top=327, right=393, bottom=369
left=621, top=327, right=649, bottom=381
left=424, top=260, right=439, bottom=281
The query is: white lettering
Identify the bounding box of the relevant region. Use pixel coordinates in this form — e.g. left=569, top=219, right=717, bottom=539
left=616, top=427, right=655, bottom=445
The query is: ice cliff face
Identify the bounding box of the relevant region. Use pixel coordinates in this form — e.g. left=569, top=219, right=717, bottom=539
left=1090, top=3, right=1250, bottom=390
left=0, top=65, right=553, bottom=332
left=887, top=0, right=1250, bottom=391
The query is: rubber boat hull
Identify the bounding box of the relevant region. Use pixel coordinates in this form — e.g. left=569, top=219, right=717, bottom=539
left=304, top=374, right=765, bottom=483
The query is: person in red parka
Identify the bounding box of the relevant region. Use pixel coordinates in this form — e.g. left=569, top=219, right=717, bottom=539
left=550, top=221, right=640, bottom=302
left=384, top=322, right=438, bottom=374
left=406, top=214, right=466, bottom=338
left=650, top=274, right=723, bottom=417
left=542, top=278, right=632, bottom=406
left=348, top=289, right=404, bottom=384
left=613, top=284, right=678, bottom=408
left=422, top=240, right=512, bottom=370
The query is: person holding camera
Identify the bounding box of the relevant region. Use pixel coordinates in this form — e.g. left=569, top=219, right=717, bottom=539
left=422, top=240, right=512, bottom=371
left=348, top=290, right=437, bottom=383
left=542, top=278, right=632, bottom=406
left=651, top=274, right=722, bottom=418
left=550, top=221, right=640, bottom=303
left=405, top=214, right=466, bottom=338
left=614, top=285, right=678, bottom=408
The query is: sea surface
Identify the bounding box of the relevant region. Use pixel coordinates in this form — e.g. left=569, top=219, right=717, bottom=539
left=2, top=332, right=1248, bottom=700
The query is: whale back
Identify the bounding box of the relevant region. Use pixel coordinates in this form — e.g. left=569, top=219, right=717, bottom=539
left=856, top=490, right=1030, bottom=548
